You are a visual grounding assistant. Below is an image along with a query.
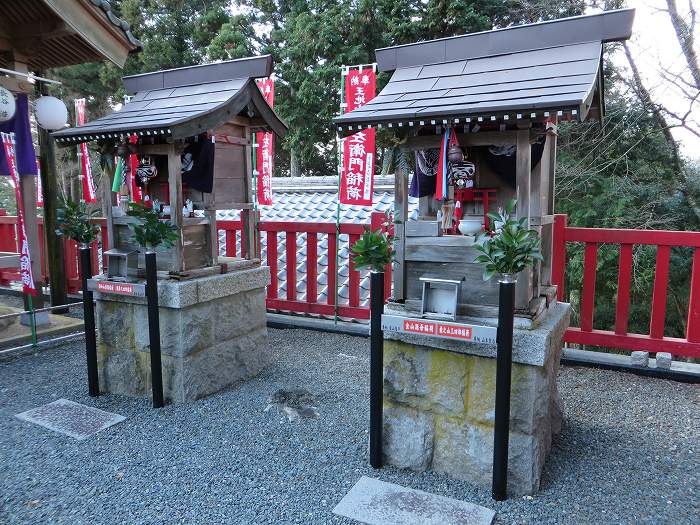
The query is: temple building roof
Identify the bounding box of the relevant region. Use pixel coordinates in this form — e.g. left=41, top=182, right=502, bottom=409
left=52, top=56, right=287, bottom=144
left=1, top=0, right=142, bottom=70
left=334, top=9, right=635, bottom=131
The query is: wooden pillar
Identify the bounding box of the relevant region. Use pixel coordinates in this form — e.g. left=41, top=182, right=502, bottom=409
left=540, top=123, right=558, bottom=286
left=393, top=147, right=408, bottom=301
left=515, top=124, right=532, bottom=309
left=167, top=144, right=185, bottom=272
left=38, top=121, right=66, bottom=306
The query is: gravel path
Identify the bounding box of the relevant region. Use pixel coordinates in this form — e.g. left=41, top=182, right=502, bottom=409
left=1, top=328, right=698, bottom=525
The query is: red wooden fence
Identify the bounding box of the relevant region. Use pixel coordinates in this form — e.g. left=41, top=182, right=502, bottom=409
left=0, top=210, right=107, bottom=294
left=2, top=209, right=699, bottom=358
left=552, top=214, right=700, bottom=358
left=218, top=211, right=391, bottom=320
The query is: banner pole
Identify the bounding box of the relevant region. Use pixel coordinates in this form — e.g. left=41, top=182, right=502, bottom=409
left=75, top=100, right=81, bottom=200
left=27, top=293, right=37, bottom=347
left=252, top=133, right=259, bottom=258
left=335, top=66, right=348, bottom=325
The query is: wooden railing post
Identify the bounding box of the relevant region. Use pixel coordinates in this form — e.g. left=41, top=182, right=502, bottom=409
left=614, top=244, right=633, bottom=335
left=580, top=242, right=598, bottom=332
left=687, top=248, right=700, bottom=342
left=267, top=230, right=278, bottom=300
left=327, top=231, right=337, bottom=306
left=286, top=231, right=297, bottom=301
left=649, top=245, right=671, bottom=339
left=306, top=233, right=318, bottom=304
left=551, top=214, right=567, bottom=302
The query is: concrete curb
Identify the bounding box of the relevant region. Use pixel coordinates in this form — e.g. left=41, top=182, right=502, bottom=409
left=265, top=314, right=700, bottom=384
left=266, top=313, right=369, bottom=337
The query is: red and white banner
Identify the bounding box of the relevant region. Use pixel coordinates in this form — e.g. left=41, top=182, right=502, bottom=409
left=340, top=69, right=376, bottom=206
left=1, top=132, right=38, bottom=296
left=75, top=99, right=96, bottom=203
left=128, top=134, right=142, bottom=203
left=256, top=78, right=274, bottom=206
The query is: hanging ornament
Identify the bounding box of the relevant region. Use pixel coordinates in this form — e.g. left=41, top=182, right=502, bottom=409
left=135, top=155, right=157, bottom=188
left=447, top=129, right=464, bottom=163
left=35, top=96, right=68, bottom=130
left=0, top=86, right=16, bottom=123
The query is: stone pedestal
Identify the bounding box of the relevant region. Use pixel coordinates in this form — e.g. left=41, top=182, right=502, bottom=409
left=95, top=266, right=270, bottom=404
left=382, top=301, right=570, bottom=496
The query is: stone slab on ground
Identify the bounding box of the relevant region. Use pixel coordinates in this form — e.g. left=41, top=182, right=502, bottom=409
left=15, top=399, right=125, bottom=440
left=333, top=476, right=495, bottom=525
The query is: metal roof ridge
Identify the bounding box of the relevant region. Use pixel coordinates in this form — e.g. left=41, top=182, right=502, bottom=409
left=386, top=41, right=602, bottom=78
left=122, top=55, right=272, bottom=81
left=375, top=9, right=633, bottom=54
left=375, top=9, right=634, bottom=71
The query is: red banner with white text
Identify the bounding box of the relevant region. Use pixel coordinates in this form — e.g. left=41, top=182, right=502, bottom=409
left=256, top=78, right=274, bottom=206
left=340, top=69, right=376, bottom=206
left=1, top=132, right=37, bottom=296
left=75, top=99, right=96, bottom=203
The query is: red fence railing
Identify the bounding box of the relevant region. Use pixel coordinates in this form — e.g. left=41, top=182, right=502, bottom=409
left=0, top=210, right=388, bottom=320
left=3, top=209, right=699, bottom=358
left=0, top=210, right=107, bottom=294
left=218, top=211, right=391, bottom=320
left=552, top=214, right=700, bottom=358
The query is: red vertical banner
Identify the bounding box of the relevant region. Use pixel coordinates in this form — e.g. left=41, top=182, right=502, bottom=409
left=75, top=99, right=97, bottom=203
left=128, top=134, right=142, bottom=204
left=340, top=69, right=376, bottom=206
left=1, top=132, right=37, bottom=296
left=256, top=78, right=274, bottom=206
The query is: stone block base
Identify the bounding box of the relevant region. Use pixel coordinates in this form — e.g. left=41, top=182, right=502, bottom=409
left=96, top=266, right=270, bottom=404
left=382, top=302, right=570, bottom=496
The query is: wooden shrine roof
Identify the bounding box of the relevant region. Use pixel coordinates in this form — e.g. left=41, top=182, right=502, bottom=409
left=334, top=9, right=635, bottom=132
left=52, top=56, right=287, bottom=144
left=1, top=0, right=142, bottom=70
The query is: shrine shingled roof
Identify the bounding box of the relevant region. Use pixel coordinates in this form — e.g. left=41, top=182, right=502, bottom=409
left=52, top=56, right=286, bottom=145
left=334, top=9, right=635, bottom=131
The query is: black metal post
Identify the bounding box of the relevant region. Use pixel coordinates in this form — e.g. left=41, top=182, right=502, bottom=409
left=79, top=245, right=99, bottom=397
left=369, top=271, right=385, bottom=468
left=145, top=251, right=164, bottom=409
left=492, top=277, right=516, bottom=501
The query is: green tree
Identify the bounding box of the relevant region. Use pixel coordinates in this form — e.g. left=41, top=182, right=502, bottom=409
left=237, top=0, right=585, bottom=175
left=556, top=66, right=700, bottom=341
left=48, top=0, right=586, bottom=178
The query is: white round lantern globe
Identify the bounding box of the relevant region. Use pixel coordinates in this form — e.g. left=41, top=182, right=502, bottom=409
left=0, top=86, right=16, bottom=123
left=35, top=96, right=68, bottom=130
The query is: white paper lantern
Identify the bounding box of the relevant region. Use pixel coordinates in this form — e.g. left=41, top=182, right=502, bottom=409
left=0, top=86, right=16, bottom=123
left=35, top=96, right=68, bottom=130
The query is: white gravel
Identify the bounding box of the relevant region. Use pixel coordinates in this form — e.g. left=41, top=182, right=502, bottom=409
left=1, top=328, right=698, bottom=524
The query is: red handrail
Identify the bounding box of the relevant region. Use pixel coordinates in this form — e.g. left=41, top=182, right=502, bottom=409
left=0, top=212, right=107, bottom=294
left=12, top=210, right=698, bottom=359
left=217, top=211, right=390, bottom=320
left=552, top=214, right=700, bottom=358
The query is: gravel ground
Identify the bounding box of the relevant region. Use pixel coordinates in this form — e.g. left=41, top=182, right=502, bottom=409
left=1, top=328, right=698, bottom=525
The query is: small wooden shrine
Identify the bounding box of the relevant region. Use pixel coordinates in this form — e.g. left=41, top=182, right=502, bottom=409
left=334, top=9, right=635, bottom=495
left=335, top=8, right=635, bottom=316
left=53, top=55, right=286, bottom=277
left=52, top=56, right=287, bottom=404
